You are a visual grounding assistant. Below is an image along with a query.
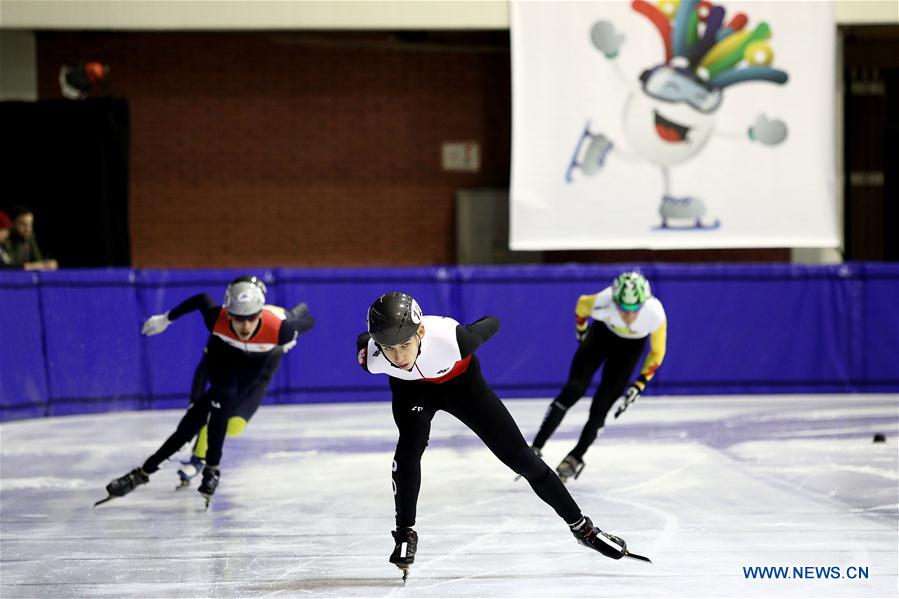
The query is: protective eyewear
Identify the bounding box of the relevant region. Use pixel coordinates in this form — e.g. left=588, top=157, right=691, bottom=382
left=229, top=311, right=262, bottom=322
left=640, top=66, right=722, bottom=114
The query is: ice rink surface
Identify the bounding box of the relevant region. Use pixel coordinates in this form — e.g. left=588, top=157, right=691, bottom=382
left=1, top=394, right=897, bottom=599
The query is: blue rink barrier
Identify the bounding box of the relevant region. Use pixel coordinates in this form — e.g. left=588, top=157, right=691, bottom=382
left=1, top=263, right=897, bottom=421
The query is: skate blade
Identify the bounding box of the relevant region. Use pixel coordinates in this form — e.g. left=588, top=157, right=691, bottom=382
left=199, top=494, right=212, bottom=510
left=653, top=219, right=721, bottom=231
left=175, top=479, right=191, bottom=491
left=93, top=495, right=115, bottom=507
left=623, top=550, right=652, bottom=563
left=565, top=121, right=593, bottom=183
left=398, top=565, right=409, bottom=582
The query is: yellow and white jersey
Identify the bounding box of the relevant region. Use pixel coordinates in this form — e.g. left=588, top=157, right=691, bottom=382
left=576, top=286, right=668, bottom=385
left=584, top=288, right=666, bottom=339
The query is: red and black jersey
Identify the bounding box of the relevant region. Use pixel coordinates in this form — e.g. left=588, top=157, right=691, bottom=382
left=166, top=293, right=314, bottom=386
left=211, top=306, right=285, bottom=353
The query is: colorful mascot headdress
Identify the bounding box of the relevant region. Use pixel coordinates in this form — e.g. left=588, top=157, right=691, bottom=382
left=632, top=0, right=788, bottom=89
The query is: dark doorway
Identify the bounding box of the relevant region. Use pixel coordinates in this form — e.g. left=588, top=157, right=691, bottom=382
left=0, top=97, right=131, bottom=267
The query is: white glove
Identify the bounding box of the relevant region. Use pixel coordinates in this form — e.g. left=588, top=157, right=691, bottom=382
left=281, top=331, right=299, bottom=354
left=748, top=114, right=788, bottom=146
left=142, top=313, right=171, bottom=336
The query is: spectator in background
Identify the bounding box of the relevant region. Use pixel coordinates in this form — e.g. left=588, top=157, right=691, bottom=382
left=0, top=210, right=15, bottom=267
left=7, top=205, right=58, bottom=271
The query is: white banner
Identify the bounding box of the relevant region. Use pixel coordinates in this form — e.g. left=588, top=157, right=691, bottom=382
left=510, top=0, right=837, bottom=250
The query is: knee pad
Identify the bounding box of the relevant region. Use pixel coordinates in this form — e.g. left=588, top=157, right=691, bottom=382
left=226, top=416, right=247, bottom=437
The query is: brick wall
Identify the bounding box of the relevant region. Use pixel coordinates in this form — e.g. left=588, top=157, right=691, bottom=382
left=37, top=31, right=512, bottom=267
left=36, top=31, right=788, bottom=266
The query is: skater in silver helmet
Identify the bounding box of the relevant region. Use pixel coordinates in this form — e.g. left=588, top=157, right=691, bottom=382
left=95, top=276, right=314, bottom=509
left=529, top=271, right=668, bottom=482
left=357, top=292, right=651, bottom=580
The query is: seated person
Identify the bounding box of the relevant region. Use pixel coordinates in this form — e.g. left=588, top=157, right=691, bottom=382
left=7, top=205, right=58, bottom=271
left=0, top=210, right=14, bottom=268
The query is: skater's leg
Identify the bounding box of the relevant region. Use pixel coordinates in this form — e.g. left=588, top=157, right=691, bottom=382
left=191, top=412, right=247, bottom=460
left=176, top=424, right=210, bottom=486
left=193, top=426, right=208, bottom=459
left=189, top=353, right=209, bottom=405
left=532, top=326, right=607, bottom=449
left=178, top=416, right=246, bottom=487
left=446, top=361, right=582, bottom=524
left=224, top=379, right=268, bottom=439
left=186, top=353, right=211, bottom=460
left=140, top=394, right=212, bottom=474
left=203, top=387, right=232, bottom=469
left=390, top=378, right=436, bottom=529
left=178, top=417, right=248, bottom=488
left=569, top=336, right=645, bottom=460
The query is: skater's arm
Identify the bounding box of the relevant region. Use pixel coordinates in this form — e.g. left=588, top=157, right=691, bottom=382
left=456, top=316, right=499, bottom=357
left=575, top=293, right=598, bottom=335
left=143, top=293, right=219, bottom=336
left=168, top=293, right=220, bottom=328
left=278, top=303, right=315, bottom=344
left=636, top=320, right=667, bottom=389
left=356, top=332, right=372, bottom=371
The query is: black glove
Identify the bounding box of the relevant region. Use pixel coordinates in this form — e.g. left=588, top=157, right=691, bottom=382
left=575, top=315, right=589, bottom=343
left=288, top=302, right=315, bottom=335
left=613, top=383, right=642, bottom=419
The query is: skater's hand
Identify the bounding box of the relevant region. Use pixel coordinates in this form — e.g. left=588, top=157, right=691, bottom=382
left=590, top=21, right=624, bottom=59
left=623, top=383, right=641, bottom=404
left=613, top=384, right=642, bottom=419
left=141, top=313, right=171, bottom=336
left=281, top=331, right=299, bottom=353
left=575, top=315, right=588, bottom=343
left=748, top=114, right=788, bottom=146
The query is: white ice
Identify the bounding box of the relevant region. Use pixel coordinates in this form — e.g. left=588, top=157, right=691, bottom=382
left=1, top=394, right=897, bottom=598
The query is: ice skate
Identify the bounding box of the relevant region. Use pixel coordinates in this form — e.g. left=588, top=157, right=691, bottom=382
left=556, top=454, right=585, bottom=482
left=94, top=468, right=149, bottom=506
left=571, top=516, right=652, bottom=563
left=175, top=455, right=205, bottom=490
left=197, top=466, right=219, bottom=510
left=655, top=195, right=720, bottom=230
left=389, top=528, right=418, bottom=582
left=514, top=445, right=543, bottom=481
left=565, top=121, right=614, bottom=182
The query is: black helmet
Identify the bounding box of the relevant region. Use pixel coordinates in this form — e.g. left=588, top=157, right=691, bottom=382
left=367, top=292, right=422, bottom=346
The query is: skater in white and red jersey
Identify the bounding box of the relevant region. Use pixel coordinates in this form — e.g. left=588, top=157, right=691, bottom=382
left=357, top=292, right=649, bottom=580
